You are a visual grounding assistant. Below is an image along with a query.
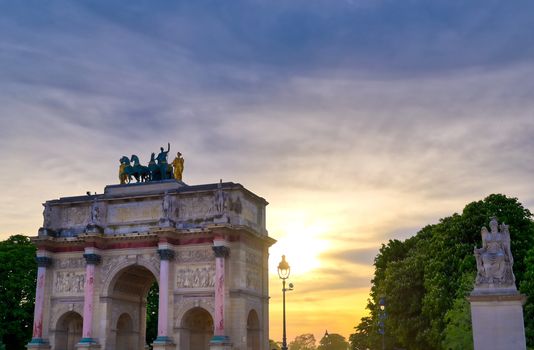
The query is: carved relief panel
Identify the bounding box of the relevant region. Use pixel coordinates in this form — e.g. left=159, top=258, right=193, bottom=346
left=246, top=251, right=261, bottom=291
left=54, top=271, right=86, bottom=295
left=175, top=264, right=215, bottom=289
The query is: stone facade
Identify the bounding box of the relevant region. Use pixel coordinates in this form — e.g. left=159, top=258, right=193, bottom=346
left=27, top=180, right=275, bottom=350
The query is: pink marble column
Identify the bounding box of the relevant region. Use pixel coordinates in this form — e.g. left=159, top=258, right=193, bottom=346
left=80, top=253, right=101, bottom=343
left=212, top=243, right=230, bottom=342
left=29, top=255, right=52, bottom=344
left=155, top=248, right=175, bottom=343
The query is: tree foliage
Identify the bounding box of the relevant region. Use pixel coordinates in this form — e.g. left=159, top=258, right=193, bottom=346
left=349, top=194, right=534, bottom=350
left=270, top=339, right=282, bottom=350
left=146, top=282, right=159, bottom=347
left=0, top=235, right=37, bottom=350
left=289, top=333, right=317, bottom=350
left=318, top=333, right=349, bottom=350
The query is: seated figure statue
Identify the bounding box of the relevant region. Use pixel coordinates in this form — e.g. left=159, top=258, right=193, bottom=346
left=474, top=217, right=515, bottom=287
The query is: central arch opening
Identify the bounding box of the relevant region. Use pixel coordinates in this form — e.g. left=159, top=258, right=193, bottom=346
left=109, top=265, right=158, bottom=350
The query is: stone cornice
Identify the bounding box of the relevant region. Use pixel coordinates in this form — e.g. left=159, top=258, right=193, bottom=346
left=468, top=293, right=527, bottom=304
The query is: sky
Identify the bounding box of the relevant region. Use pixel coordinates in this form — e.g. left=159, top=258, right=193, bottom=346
left=2, top=0, right=534, bottom=344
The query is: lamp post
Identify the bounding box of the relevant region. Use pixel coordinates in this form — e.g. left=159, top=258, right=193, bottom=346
left=278, top=255, right=293, bottom=350
left=378, top=297, right=386, bottom=350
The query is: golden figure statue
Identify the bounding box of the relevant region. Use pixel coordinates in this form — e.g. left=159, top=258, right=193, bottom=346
left=119, top=159, right=128, bottom=184
left=172, top=152, right=184, bottom=181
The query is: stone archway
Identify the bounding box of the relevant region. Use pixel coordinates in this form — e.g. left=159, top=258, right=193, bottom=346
left=180, top=307, right=214, bottom=350
left=106, top=264, right=157, bottom=350
left=247, top=309, right=260, bottom=350
left=54, top=311, right=83, bottom=350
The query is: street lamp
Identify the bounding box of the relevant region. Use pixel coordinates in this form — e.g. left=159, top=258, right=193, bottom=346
left=278, top=255, right=293, bottom=350
left=378, top=297, right=386, bottom=350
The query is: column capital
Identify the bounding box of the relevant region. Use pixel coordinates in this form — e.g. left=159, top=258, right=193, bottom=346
left=36, top=256, right=53, bottom=268
left=212, top=246, right=230, bottom=258
left=158, top=249, right=175, bottom=261
left=83, top=253, right=101, bottom=265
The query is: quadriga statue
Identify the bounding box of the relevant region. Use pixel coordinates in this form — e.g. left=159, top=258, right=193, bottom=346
left=474, top=217, right=515, bottom=287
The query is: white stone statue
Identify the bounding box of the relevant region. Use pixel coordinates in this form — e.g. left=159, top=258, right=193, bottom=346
left=162, top=191, right=171, bottom=219
left=214, top=179, right=227, bottom=215
left=90, top=198, right=100, bottom=225
left=474, top=217, right=515, bottom=287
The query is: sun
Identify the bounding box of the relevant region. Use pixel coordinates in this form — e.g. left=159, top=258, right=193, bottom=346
left=268, top=219, right=331, bottom=276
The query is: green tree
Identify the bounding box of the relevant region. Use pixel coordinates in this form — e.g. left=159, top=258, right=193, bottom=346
left=441, top=272, right=474, bottom=350
left=270, top=339, right=282, bottom=350
left=520, top=246, right=534, bottom=347
left=289, top=333, right=317, bottom=350
left=350, top=194, right=534, bottom=350
left=0, top=235, right=37, bottom=350
left=146, top=282, right=159, bottom=348
left=349, top=315, right=379, bottom=350
left=318, top=333, right=349, bottom=350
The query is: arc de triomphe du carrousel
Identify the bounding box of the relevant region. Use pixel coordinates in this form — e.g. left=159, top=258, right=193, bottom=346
left=26, top=146, right=275, bottom=350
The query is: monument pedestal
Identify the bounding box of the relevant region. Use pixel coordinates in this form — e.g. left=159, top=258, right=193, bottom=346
left=469, top=292, right=527, bottom=350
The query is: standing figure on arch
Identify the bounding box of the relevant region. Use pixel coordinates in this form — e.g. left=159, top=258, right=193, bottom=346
left=156, top=143, right=171, bottom=180
left=172, top=152, right=184, bottom=181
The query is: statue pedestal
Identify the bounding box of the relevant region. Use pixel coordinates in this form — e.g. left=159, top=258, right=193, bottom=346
left=469, top=291, right=527, bottom=350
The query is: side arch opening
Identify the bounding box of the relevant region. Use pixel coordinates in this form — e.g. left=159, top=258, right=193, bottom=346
left=54, top=311, right=83, bottom=350
left=180, top=307, right=214, bottom=350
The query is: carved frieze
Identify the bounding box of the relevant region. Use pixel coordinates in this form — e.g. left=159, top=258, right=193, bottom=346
left=61, top=206, right=90, bottom=226
left=175, top=248, right=213, bottom=263
left=176, top=265, right=215, bottom=289
left=55, top=257, right=85, bottom=269
left=54, top=271, right=85, bottom=294
left=107, top=201, right=161, bottom=224
left=176, top=195, right=213, bottom=221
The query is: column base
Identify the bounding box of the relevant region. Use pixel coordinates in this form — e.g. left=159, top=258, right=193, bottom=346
left=152, top=336, right=175, bottom=350
left=26, top=338, right=51, bottom=349
left=210, top=335, right=233, bottom=350
left=75, top=338, right=101, bottom=350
